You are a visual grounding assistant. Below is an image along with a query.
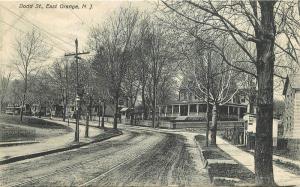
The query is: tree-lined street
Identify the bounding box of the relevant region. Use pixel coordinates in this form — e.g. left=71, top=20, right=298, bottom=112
left=0, top=124, right=210, bottom=187
left=1, top=1, right=300, bottom=186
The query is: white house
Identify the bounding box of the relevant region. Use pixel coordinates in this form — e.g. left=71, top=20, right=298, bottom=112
left=282, top=73, right=300, bottom=154
left=243, top=114, right=280, bottom=147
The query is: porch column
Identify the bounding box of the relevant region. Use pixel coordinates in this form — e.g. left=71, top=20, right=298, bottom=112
left=187, top=104, right=190, bottom=116
left=196, top=104, right=199, bottom=116
left=227, top=106, right=230, bottom=117
left=158, top=106, right=161, bottom=118
left=178, top=105, right=181, bottom=116
left=171, top=105, right=174, bottom=117
left=237, top=107, right=240, bottom=121
left=165, top=106, right=167, bottom=117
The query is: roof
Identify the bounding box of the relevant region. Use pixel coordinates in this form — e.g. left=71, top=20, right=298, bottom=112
left=179, top=76, right=193, bottom=90
left=160, top=100, right=247, bottom=107
left=283, top=73, right=300, bottom=95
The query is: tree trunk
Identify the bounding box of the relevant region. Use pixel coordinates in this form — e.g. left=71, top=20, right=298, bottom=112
left=98, top=100, right=101, bottom=127
left=151, top=100, right=155, bottom=128
left=141, top=84, right=148, bottom=120
left=0, top=100, right=2, bottom=114
left=101, top=102, right=105, bottom=128
left=85, top=112, right=89, bottom=137
left=113, top=96, right=119, bottom=130
left=20, top=68, right=28, bottom=122
left=152, top=79, right=157, bottom=128
left=50, top=108, right=53, bottom=119
left=63, top=95, right=66, bottom=122
left=298, top=0, right=300, bottom=16
left=210, top=104, right=218, bottom=145
left=254, top=1, right=276, bottom=185
left=20, top=93, right=26, bottom=121
left=130, top=113, right=134, bottom=125
left=38, top=101, right=41, bottom=118
left=206, top=51, right=211, bottom=147
left=206, top=101, right=210, bottom=147
left=89, top=96, right=93, bottom=121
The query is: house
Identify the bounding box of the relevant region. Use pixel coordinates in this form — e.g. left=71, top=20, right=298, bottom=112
left=243, top=113, right=280, bottom=148
left=282, top=73, right=300, bottom=154
left=5, top=104, right=31, bottom=115
left=158, top=84, right=248, bottom=121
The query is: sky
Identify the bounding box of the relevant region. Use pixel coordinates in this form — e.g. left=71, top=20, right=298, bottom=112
left=0, top=1, right=287, bottom=100
left=0, top=0, right=157, bottom=76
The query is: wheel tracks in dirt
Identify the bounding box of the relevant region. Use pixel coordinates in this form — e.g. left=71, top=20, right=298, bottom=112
left=80, top=133, right=173, bottom=186
left=94, top=134, right=185, bottom=187
left=78, top=134, right=164, bottom=186
left=2, top=129, right=158, bottom=187
left=0, top=130, right=139, bottom=178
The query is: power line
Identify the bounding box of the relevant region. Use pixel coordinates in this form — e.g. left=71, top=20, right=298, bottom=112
left=1, top=19, right=68, bottom=53
left=70, top=9, right=86, bottom=25
left=2, top=9, right=28, bottom=35
left=0, top=5, right=75, bottom=49
left=64, top=38, right=90, bottom=142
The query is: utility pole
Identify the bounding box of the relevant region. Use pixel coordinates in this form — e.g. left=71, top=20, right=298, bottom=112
left=206, top=51, right=211, bottom=147
left=101, top=101, right=105, bottom=128
left=152, top=58, right=157, bottom=128
left=65, top=38, right=89, bottom=142
left=85, top=86, right=92, bottom=138
left=66, top=61, right=70, bottom=126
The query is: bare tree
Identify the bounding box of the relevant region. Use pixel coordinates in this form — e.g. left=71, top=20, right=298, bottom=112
left=7, top=79, right=24, bottom=108
left=123, top=54, right=140, bottom=125
left=179, top=41, right=242, bottom=145
left=90, top=7, right=140, bottom=129
left=161, top=0, right=300, bottom=185
left=0, top=71, right=12, bottom=113
left=13, top=29, right=51, bottom=121
left=136, top=18, right=152, bottom=120
left=141, top=21, right=176, bottom=128
left=49, top=58, right=73, bottom=121
left=30, top=71, right=56, bottom=117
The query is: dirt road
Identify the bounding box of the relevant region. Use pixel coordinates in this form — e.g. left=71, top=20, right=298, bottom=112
left=0, top=125, right=210, bottom=186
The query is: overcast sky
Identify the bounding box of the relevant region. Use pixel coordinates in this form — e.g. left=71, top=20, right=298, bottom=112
left=0, top=0, right=156, bottom=75
left=0, top=1, right=286, bottom=100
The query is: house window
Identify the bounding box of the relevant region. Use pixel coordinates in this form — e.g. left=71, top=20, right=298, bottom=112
left=241, top=97, right=246, bottom=103
left=119, top=99, right=124, bottom=105
left=189, top=93, right=193, bottom=100
left=174, top=105, right=179, bottom=113
left=190, top=104, right=197, bottom=112
left=184, top=93, right=187, bottom=100
left=198, top=104, right=207, bottom=112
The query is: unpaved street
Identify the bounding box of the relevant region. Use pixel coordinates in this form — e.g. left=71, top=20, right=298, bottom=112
left=0, top=125, right=210, bottom=187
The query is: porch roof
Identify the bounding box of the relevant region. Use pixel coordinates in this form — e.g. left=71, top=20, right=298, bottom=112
left=160, top=101, right=247, bottom=108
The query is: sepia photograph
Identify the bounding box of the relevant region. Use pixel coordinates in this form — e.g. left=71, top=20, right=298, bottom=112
left=0, top=0, right=300, bottom=186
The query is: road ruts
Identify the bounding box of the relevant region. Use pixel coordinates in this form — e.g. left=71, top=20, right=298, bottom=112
left=0, top=126, right=210, bottom=187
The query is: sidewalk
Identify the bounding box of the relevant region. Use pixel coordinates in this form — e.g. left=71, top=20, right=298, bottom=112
left=216, top=136, right=300, bottom=186
left=273, top=154, right=300, bottom=169
left=0, top=118, right=114, bottom=164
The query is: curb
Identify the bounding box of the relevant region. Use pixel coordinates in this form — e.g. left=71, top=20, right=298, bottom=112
left=273, top=157, right=300, bottom=171
left=194, top=135, right=253, bottom=186
left=0, top=141, right=39, bottom=147
left=0, top=131, right=122, bottom=165
left=194, top=136, right=208, bottom=168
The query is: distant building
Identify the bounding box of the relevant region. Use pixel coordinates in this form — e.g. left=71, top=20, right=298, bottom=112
left=5, top=104, right=31, bottom=115
left=158, top=85, right=248, bottom=121
left=282, top=73, right=300, bottom=154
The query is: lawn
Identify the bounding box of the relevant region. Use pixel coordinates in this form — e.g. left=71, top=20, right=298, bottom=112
left=195, top=135, right=255, bottom=185
left=0, top=114, right=73, bottom=142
